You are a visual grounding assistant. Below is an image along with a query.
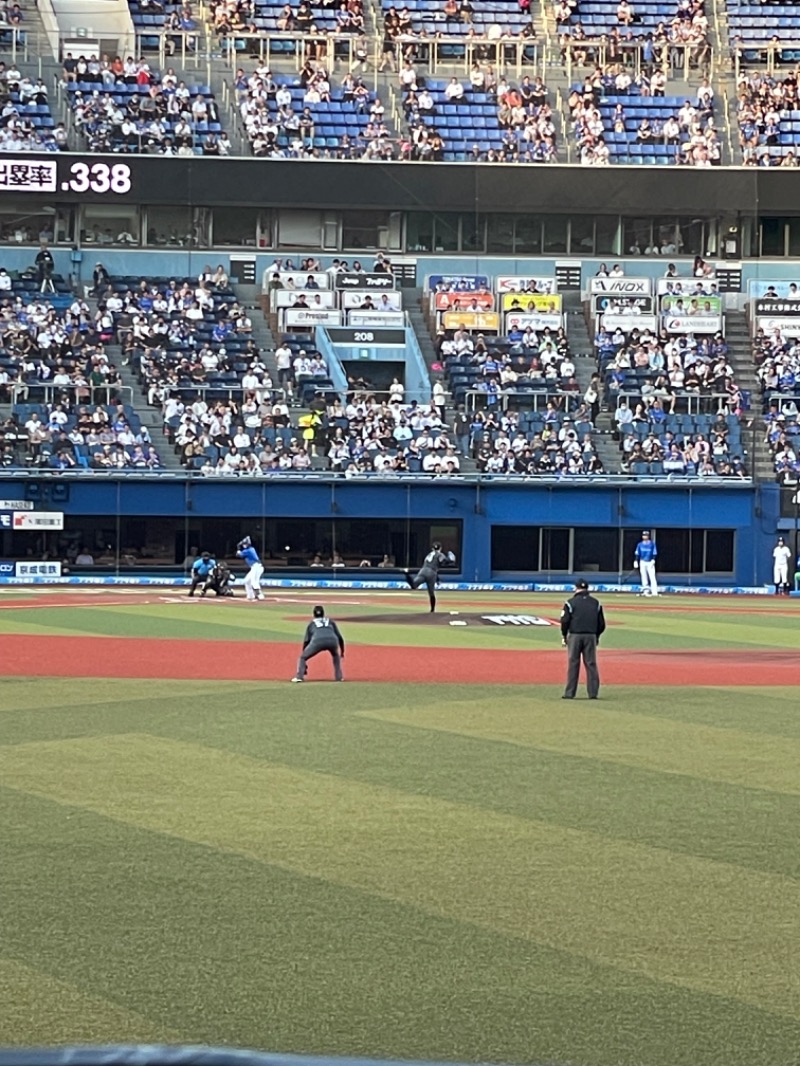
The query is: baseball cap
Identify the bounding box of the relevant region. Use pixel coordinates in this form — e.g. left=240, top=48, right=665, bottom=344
left=313, top=604, right=325, bottom=617
left=575, top=579, right=589, bottom=590
left=642, top=529, right=651, bottom=536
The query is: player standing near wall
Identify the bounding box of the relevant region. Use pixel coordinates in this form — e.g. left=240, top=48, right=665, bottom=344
left=634, top=530, right=659, bottom=596
left=237, top=536, right=264, bottom=601
left=772, top=536, right=792, bottom=596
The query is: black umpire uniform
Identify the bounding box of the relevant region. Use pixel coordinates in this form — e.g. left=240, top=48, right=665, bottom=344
left=292, top=605, right=345, bottom=682
left=404, top=541, right=455, bottom=612
left=560, top=579, right=606, bottom=699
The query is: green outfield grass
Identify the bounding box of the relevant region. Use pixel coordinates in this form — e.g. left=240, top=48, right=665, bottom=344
left=1, top=592, right=799, bottom=1066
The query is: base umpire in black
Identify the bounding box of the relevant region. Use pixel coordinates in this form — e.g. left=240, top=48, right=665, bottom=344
left=292, top=605, right=345, bottom=682
left=560, top=579, right=606, bottom=699
left=404, top=541, right=456, bottom=612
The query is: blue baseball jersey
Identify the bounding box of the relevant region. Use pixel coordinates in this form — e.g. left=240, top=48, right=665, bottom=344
left=634, top=539, right=657, bottom=563
left=238, top=545, right=260, bottom=566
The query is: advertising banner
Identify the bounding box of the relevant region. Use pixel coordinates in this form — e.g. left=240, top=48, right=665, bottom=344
left=589, top=277, right=652, bottom=295
left=756, top=317, right=800, bottom=336
left=16, top=561, right=62, bottom=578
left=495, top=275, right=557, bottom=294
left=13, top=511, right=64, bottom=530
left=501, top=293, right=562, bottom=313
left=662, top=315, right=722, bottom=334
left=754, top=300, right=800, bottom=317
left=442, top=311, right=500, bottom=331
left=426, top=274, right=490, bottom=292
left=656, top=278, right=719, bottom=296
left=434, top=291, right=495, bottom=311
left=747, top=280, right=800, bottom=300
left=341, top=291, right=403, bottom=310
left=660, top=295, right=723, bottom=316
left=284, top=309, right=342, bottom=327
left=505, top=312, right=564, bottom=332
left=0, top=500, right=33, bottom=510
left=0, top=511, right=11, bottom=529
left=592, top=295, right=654, bottom=315
left=0, top=559, right=14, bottom=575
left=335, top=272, right=396, bottom=290
left=347, top=311, right=406, bottom=328
left=601, top=314, right=658, bottom=333
left=273, top=290, right=336, bottom=309
left=271, top=271, right=330, bottom=290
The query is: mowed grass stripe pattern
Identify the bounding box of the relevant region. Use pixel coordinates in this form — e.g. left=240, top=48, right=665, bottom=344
left=0, top=960, right=183, bottom=1045
left=0, top=593, right=796, bottom=650
left=2, top=732, right=800, bottom=1021
left=361, top=698, right=800, bottom=795
left=7, top=781, right=799, bottom=1066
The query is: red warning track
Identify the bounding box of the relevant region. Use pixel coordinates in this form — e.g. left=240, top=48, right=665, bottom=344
left=3, top=634, right=799, bottom=685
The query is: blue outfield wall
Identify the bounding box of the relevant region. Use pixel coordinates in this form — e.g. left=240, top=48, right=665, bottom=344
left=0, top=477, right=779, bottom=587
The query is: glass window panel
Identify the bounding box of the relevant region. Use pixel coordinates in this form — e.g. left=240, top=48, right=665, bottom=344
left=705, top=530, right=734, bottom=573
left=0, top=203, right=73, bottom=244
left=595, top=215, right=619, bottom=255
left=514, top=215, right=542, bottom=254
left=342, top=209, right=390, bottom=250
left=433, top=212, right=460, bottom=252
left=491, top=525, right=540, bottom=571
left=787, top=219, right=800, bottom=258
left=407, top=212, right=433, bottom=253
left=541, top=527, right=570, bottom=571
left=212, top=206, right=261, bottom=247
left=145, top=206, right=209, bottom=247
left=543, top=214, right=568, bottom=254
left=652, top=218, right=679, bottom=256
left=461, top=214, right=485, bottom=252
left=574, top=527, right=618, bottom=572
left=654, top=528, right=697, bottom=573
left=487, top=215, right=513, bottom=254
left=760, top=218, right=784, bottom=257
left=623, top=217, right=653, bottom=256
left=677, top=217, right=705, bottom=257
left=570, top=216, right=595, bottom=254
left=82, top=204, right=139, bottom=246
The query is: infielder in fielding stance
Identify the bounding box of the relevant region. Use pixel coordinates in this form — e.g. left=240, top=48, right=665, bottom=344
left=292, top=605, right=345, bottom=682
left=634, top=529, right=659, bottom=596
left=404, top=541, right=456, bottom=613
left=237, top=536, right=264, bottom=600
left=773, top=535, right=792, bottom=595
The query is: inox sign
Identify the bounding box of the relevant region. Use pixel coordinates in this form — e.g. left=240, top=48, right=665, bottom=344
left=589, top=278, right=651, bottom=295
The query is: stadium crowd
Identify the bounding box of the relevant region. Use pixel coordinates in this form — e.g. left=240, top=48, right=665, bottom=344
left=737, top=69, right=800, bottom=167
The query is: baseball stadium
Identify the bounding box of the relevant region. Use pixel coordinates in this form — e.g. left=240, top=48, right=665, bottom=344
left=2, top=0, right=800, bottom=1062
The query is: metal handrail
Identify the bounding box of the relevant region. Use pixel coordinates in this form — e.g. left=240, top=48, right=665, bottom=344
left=613, top=390, right=746, bottom=416
left=10, top=383, right=135, bottom=407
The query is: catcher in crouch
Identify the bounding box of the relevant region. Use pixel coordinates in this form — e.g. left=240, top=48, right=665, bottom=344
left=202, top=561, right=234, bottom=597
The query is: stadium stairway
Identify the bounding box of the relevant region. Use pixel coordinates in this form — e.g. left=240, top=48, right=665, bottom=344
left=565, top=298, right=622, bottom=472
left=112, top=346, right=185, bottom=470
left=236, top=283, right=284, bottom=401
left=406, top=289, right=441, bottom=376
left=723, top=307, right=774, bottom=480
